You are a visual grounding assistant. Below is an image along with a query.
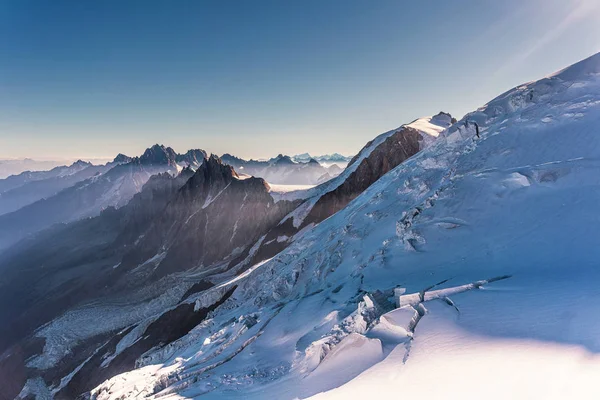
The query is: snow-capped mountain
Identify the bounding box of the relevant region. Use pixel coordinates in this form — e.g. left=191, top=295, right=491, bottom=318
left=77, top=53, right=600, bottom=399
left=292, top=153, right=352, bottom=167
left=221, top=153, right=339, bottom=185
left=0, top=145, right=205, bottom=250
left=3, top=52, right=600, bottom=400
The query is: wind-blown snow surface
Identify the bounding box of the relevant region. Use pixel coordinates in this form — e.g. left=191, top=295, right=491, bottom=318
left=87, top=53, right=600, bottom=400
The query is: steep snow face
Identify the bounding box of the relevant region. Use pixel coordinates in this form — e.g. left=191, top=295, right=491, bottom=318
left=86, top=52, right=600, bottom=399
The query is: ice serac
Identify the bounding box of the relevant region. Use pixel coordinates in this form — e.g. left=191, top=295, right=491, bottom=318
left=86, top=52, right=600, bottom=399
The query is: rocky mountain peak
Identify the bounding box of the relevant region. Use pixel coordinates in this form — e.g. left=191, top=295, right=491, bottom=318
left=432, top=111, right=456, bottom=124
left=139, top=144, right=178, bottom=166
left=113, top=153, right=133, bottom=164
left=176, top=149, right=207, bottom=166
left=179, top=165, right=196, bottom=179
left=71, top=159, right=92, bottom=168
left=185, top=154, right=239, bottom=192
left=273, top=154, right=295, bottom=165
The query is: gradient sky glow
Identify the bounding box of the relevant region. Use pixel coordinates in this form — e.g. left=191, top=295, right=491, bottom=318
left=1, top=0, right=599, bottom=160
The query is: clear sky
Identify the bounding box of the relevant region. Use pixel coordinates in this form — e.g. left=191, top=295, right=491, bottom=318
left=1, top=0, right=599, bottom=161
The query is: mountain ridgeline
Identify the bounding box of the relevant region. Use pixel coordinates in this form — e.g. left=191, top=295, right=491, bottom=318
left=220, top=153, right=343, bottom=185
left=0, top=145, right=205, bottom=250
left=0, top=114, right=453, bottom=399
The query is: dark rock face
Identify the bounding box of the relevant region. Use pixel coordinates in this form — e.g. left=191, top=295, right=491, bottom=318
left=113, top=153, right=133, bottom=164
left=303, top=126, right=422, bottom=226
left=176, top=149, right=208, bottom=166
left=120, top=155, right=296, bottom=280
left=0, top=346, right=27, bottom=400
left=139, top=144, right=178, bottom=166
left=0, top=122, right=443, bottom=397
left=273, top=154, right=295, bottom=165
left=0, top=171, right=194, bottom=354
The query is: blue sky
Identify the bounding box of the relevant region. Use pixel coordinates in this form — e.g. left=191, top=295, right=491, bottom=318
left=1, top=0, right=599, bottom=160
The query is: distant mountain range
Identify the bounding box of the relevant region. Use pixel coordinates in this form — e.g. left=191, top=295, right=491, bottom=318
left=0, top=145, right=205, bottom=250
left=0, top=158, right=114, bottom=179
left=291, top=152, right=352, bottom=165
left=0, top=160, right=116, bottom=216
left=0, top=147, right=350, bottom=251
left=220, top=153, right=343, bottom=185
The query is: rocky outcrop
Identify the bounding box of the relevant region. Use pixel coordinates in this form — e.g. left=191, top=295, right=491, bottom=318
left=303, top=126, right=422, bottom=225
left=176, top=149, right=207, bottom=166
left=113, top=153, right=133, bottom=164
left=139, top=144, right=178, bottom=166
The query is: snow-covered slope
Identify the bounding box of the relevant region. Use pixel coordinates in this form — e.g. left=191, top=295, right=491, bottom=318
left=83, top=52, right=600, bottom=400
